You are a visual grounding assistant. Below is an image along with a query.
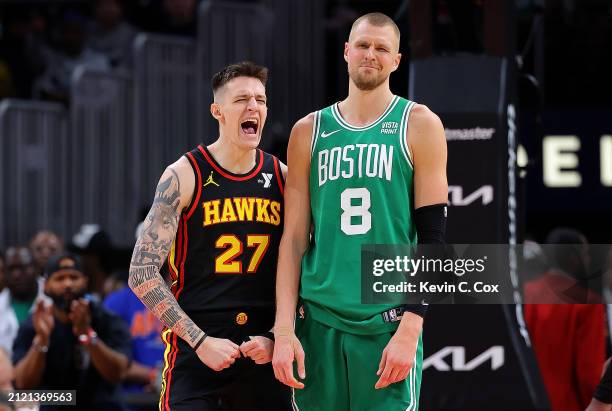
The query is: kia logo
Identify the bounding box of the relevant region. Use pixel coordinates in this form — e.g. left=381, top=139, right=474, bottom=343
left=448, top=185, right=494, bottom=206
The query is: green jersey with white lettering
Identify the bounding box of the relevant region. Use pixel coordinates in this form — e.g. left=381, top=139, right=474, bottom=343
left=301, top=95, right=418, bottom=334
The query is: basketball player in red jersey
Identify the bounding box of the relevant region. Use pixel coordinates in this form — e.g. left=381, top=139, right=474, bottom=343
left=128, top=61, right=291, bottom=410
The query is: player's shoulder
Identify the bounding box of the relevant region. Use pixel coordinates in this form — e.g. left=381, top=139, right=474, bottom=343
left=162, top=154, right=196, bottom=207
left=407, top=103, right=446, bottom=157
left=409, top=103, right=443, bottom=131
left=292, top=112, right=317, bottom=135
left=288, top=112, right=318, bottom=155
left=167, top=155, right=193, bottom=177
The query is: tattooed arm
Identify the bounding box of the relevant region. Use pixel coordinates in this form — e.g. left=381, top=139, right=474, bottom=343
left=129, top=158, right=240, bottom=371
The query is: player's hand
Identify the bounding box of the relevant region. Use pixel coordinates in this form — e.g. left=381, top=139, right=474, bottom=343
left=240, top=336, right=274, bottom=364
left=32, top=300, right=54, bottom=345
left=586, top=398, right=612, bottom=411
left=195, top=336, right=241, bottom=371
left=272, top=332, right=305, bottom=389
left=375, top=333, right=417, bottom=389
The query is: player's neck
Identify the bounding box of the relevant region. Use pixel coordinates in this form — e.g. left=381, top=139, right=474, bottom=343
left=340, top=83, right=394, bottom=127
left=207, top=139, right=257, bottom=174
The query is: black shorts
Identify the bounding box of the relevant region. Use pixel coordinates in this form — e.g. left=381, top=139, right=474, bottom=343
left=159, top=308, right=292, bottom=411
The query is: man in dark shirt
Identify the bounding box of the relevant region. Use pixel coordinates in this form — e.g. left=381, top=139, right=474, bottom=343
left=12, top=253, right=132, bottom=411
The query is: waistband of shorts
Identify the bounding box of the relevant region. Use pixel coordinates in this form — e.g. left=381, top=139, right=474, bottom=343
left=187, top=306, right=275, bottom=328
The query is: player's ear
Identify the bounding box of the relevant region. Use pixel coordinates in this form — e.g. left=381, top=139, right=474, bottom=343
left=391, top=52, right=402, bottom=72
left=343, top=42, right=350, bottom=63
left=210, top=103, right=222, bottom=121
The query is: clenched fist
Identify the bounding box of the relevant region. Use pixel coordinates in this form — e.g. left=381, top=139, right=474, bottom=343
left=240, top=336, right=274, bottom=364
left=195, top=337, right=241, bottom=371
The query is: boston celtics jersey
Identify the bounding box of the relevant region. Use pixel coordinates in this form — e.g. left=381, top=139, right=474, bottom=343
left=301, top=95, right=417, bottom=334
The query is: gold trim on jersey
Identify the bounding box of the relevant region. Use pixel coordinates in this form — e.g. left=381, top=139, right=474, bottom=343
left=168, top=240, right=178, bottom=278
left=158, top=329, right=173, bottom=410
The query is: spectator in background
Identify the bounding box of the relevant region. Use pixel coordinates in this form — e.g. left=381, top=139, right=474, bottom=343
left=0, top=247, right=45, bottom=356
left=0, top=5, right=49, bottom=99
left=524, top=227, right=602, bottom=303
left=525, top=301, right=606, bottom=411
left=29, top=230, right=64, bottom=276
left=13, top=253, right=131, bottom=411
left=151, top=0, right=198, bottom=37
left=89, top=0, right=138, bottom=68
left=35, top=11, right=109, bottom=104
left=524, top=228, right=606, bottom=411
left=104, top=270, right=164, bottom=411
left=69, top=224, right=131, bottom=301
left=0, top=348, right=13, bottom=391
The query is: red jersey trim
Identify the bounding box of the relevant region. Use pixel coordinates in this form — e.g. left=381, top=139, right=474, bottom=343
left=197, top=145, right=264, bottom=181
left=273, top=157, right=284, bottom=195
left=175, top=219, right=188, bottom=300
left=185, top=152, right=203, bottom=220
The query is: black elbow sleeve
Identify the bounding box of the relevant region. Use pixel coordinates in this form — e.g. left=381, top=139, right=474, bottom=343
left=403, top=203, right=449, bottom=318
left=414, top=203, right=447, bottom=244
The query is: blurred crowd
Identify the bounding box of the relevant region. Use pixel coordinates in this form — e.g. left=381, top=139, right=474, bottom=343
left=0, top=225, right=164, bottom=411
left=0, top=0, right=201, bottom=104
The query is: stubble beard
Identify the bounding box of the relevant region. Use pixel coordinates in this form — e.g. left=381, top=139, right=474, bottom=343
left=349, top=68, right=387, bottom=91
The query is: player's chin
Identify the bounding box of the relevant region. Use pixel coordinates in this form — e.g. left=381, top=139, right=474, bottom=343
left=239, top=130, right=261, bottom=149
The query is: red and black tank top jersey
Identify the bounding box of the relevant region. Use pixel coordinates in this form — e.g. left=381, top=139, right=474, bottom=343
left=168, top=145, right=284, bottom=316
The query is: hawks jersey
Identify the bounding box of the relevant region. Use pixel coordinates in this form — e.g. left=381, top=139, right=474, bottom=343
left=301, top=95, right=417, bottom=335
left=169, top=145, right=284, bottom=318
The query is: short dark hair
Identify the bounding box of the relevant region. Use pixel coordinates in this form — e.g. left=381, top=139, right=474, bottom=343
left=211, top=61, right=268, bottom=95
left=350, top=12, right=400, bottom=41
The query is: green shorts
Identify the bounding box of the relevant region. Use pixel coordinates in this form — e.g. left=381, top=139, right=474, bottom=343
left=292, top=308, right=423, bottom=411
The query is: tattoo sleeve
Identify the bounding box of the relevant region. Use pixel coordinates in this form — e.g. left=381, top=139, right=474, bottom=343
left=128, top=169, right=205, bottom=347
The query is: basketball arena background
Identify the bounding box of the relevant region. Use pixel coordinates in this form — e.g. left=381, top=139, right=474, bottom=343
left=0, top=0, right=611, bottom=410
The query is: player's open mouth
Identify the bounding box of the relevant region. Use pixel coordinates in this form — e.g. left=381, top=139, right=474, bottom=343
left=241, top=118, right=259, bottom=135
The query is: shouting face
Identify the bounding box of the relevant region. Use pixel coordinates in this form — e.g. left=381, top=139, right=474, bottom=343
left=211, top=76, right=268, bottom=151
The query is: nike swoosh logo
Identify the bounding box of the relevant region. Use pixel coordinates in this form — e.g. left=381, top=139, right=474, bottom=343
left=321, top=130, right=341, bottom=138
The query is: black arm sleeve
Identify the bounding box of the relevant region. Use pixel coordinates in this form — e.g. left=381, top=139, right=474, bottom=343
left=594, top=360, right=612, bottom=404
left=402, top=203, right=448, bottom=319
left=414, top=203, right=447, bottom=244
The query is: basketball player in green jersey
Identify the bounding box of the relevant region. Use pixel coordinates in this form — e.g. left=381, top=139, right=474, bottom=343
left=272, top=12, right=448, bottom=410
